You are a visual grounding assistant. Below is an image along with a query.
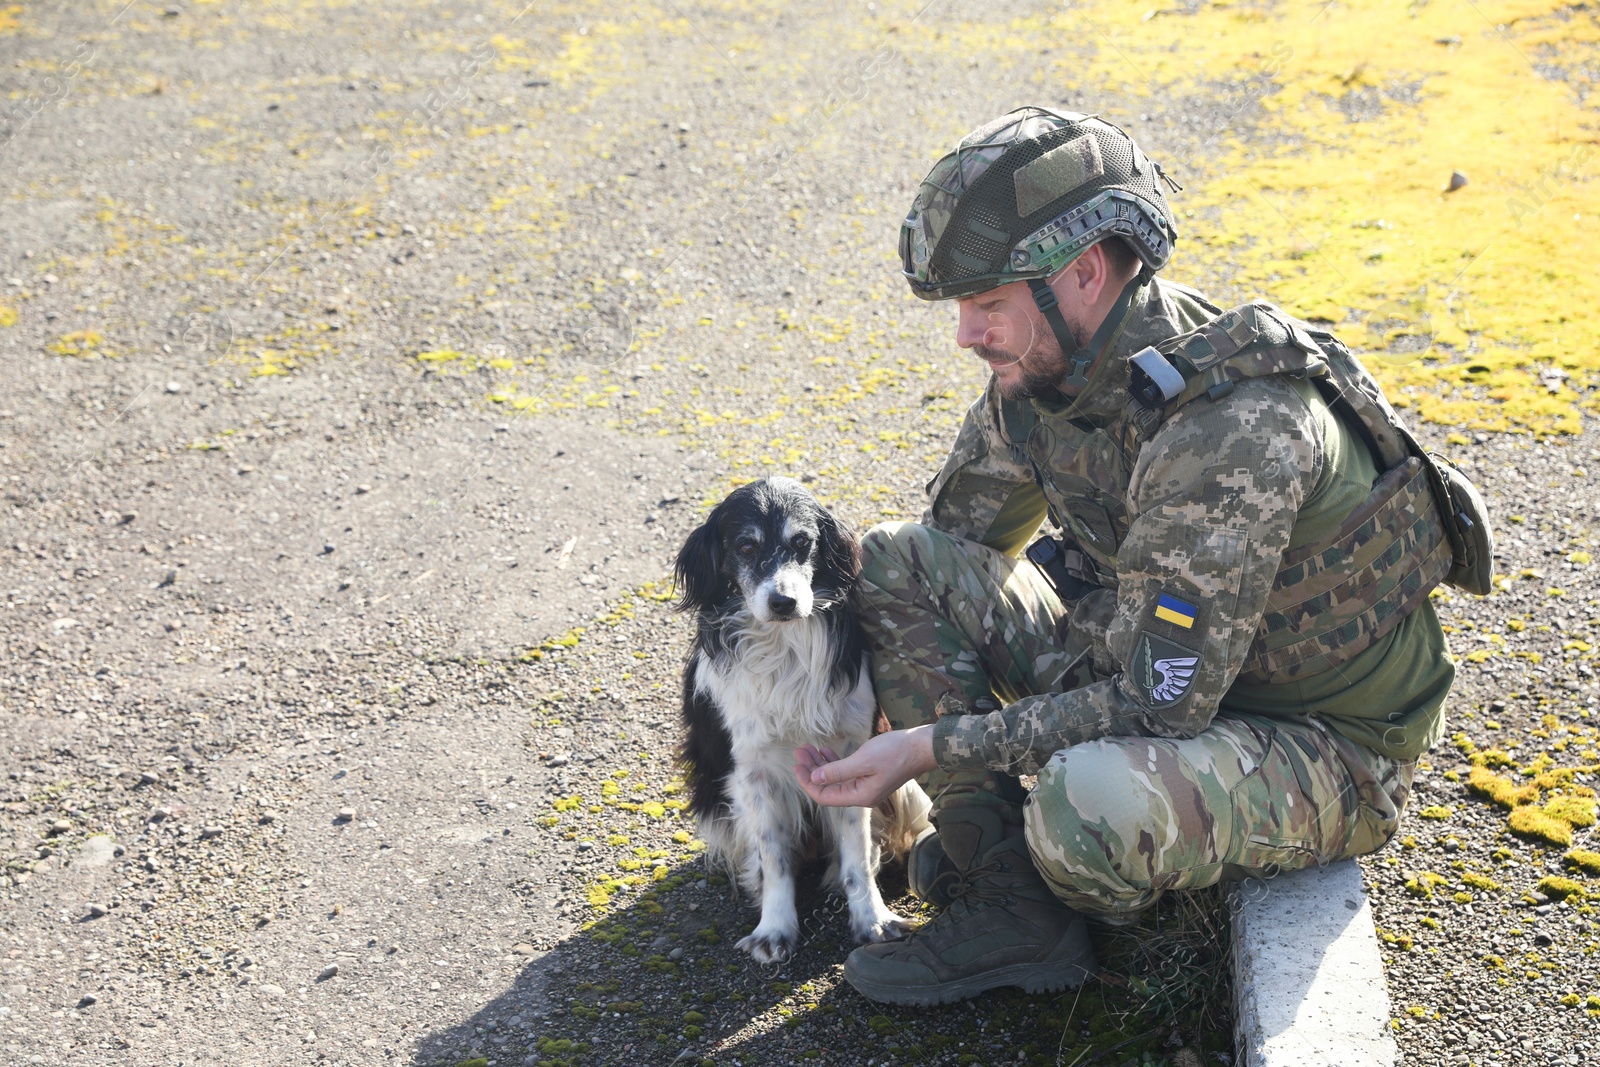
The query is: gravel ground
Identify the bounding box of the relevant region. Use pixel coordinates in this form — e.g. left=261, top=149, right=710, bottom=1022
left=2, top=1, right=1597, bottom=1065
left=1369, top=430, right=1600, bottom=1067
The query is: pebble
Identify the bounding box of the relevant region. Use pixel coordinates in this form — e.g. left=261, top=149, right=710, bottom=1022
left=257, top=984, right=285, bottom=996
left=667, top=947, right=684, bottom=961
left=86, top=903, right=108, bottom=919
left=317, top=964, right=339, bottom=981
left=48, top=819, right=71, bottom=834
left=138, top=771, right=160, bottom=786
left=547, top=755, right=569, bottom=767
left=200, top=826, right=223, bottom=840
left=165, top=381, right=182, bottom=394
left=511, top=943, right=536, bottom=956
left=76, top=994, right=97, bottom=1008
left=336, top=808, right=355, bottom=821
left=258, top=812, right=278, bottom=825
left=1447, top=169, right=1469, bottom=191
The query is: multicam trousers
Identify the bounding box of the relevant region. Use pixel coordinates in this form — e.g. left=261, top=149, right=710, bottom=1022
left=858, top=520, right=1414, bottom=918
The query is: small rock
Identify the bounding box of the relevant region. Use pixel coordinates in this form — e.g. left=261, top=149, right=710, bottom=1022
left=576, top=841, right=594, bottom=852
left=165, top=381, right=182, bottom=394
left=1447, top=170, right=1469, bottom=192
left=335, top=808, right=355, bottom=822
left=1534, top=932, right=1553, bottom=947
left=547, top=755, right=569, bottom=767
left=86, top=903, right=108, bottom=919
left=511, top=943, right=536, bottom=956
left=200, top=826, right=223, bottom=841
left=317, top=963, right=339, bottom=981
left=163, top=619, right=182, bottom=632
left=77, top=994, right=97, bottom=1008
left=258, top=983, right=285, bottom=996
left=119, top=511, right=137, bottom=525
left=355, top=485, right=371, bottom=494
left=48, top=819, right=71, bottom=835
left=78, top=836, right=115, bottom=868
left=138, top=772, right=160, bottom=787
left=322, top=543, right=335, bottom=555
left=667, top=947, right=684, bottom=961
left=258, top=812, right=278, bottom=825
left=1489, top=699, right=1507, bottom=714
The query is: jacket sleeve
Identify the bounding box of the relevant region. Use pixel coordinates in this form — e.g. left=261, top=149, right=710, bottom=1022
left=931, top=376, right=1324, bottom=775
left=921, top=383, right=1049, bottom=559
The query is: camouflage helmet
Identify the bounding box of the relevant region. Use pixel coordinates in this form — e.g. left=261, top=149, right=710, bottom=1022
left=899, top=106, right=1181, bottom=301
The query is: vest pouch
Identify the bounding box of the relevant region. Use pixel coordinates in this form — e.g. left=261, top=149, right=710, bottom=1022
left=1241, top=456, right=1452, bottom=685
left=1427, top=452, right=1495, bottom=595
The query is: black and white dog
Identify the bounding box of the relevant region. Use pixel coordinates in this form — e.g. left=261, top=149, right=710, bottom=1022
left=674, top=477, right=930, bottom=963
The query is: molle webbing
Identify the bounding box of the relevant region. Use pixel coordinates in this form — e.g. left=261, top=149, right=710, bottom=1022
left=1144, top=302, right=1453, bottom=683
left=1237, top=457, right=1452, bottom=685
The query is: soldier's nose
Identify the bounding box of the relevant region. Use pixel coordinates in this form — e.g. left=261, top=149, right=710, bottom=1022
left=768, top=593, right=798, bottom=618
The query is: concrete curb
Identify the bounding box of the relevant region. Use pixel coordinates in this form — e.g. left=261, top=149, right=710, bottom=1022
left=1231, top=858, right=1398, bottom=1066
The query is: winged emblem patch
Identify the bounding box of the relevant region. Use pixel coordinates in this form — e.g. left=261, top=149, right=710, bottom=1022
left=1149, top=655, right=1199, bottom=702
left=1131, top=633, right=1202, bottom=709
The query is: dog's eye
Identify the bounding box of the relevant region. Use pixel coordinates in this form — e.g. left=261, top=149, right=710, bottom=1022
left=737, top=540, right=758, bottom=557
left=791, top=533, right=812, bottom=552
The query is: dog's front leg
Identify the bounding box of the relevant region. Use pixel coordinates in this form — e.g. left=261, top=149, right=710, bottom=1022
left=827, top=804, right=912, bottom=944
left=733, top=775, right=800, bottom=963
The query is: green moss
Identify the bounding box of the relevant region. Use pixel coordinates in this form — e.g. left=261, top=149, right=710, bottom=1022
left=1538, top=875, right=1587, bottom=902
left=1565, top=848, right=1600, bottom=874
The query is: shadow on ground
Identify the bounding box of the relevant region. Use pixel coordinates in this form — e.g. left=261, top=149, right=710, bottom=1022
left=414, top=857, right=1232, bottom=1067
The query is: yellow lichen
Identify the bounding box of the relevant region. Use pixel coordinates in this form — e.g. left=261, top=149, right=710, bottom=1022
left=1563, top=849, right=1600, bottom=875
left=1537, top=875, right=1587, bottom=903
left=1509, top=806, right=1573, bottom=847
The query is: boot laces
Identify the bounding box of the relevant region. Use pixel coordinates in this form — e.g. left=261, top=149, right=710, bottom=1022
left=925, top=852, right=1017, bottom=927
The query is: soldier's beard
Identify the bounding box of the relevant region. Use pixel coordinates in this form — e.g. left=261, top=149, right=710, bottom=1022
left=974, top=317, right=1089, bottom=400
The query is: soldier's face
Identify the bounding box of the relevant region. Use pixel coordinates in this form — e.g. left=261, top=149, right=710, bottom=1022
left=955, top=281, right=1087, bottom=400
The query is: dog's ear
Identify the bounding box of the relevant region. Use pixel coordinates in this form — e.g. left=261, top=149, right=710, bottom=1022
left=816, top=506, right=861, bottom=588
left=674, top=514, right=727, bottom=613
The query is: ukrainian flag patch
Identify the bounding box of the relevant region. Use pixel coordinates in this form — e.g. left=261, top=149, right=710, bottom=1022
left=1154, top=592, right=1198, bottom=629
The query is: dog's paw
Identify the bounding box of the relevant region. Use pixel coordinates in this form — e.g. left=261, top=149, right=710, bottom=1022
left=736, top=926, right=798, bottom=964
left=851, top=909, right=913, bottom=944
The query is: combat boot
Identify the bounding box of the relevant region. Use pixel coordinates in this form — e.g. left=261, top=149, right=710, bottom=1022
left=906, top=825, right=959, bottom=909
left=844, top=807, right=1095, bottom=1006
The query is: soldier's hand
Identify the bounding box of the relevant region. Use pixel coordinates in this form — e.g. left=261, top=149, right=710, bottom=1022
left=794, top=726, right=938, bottom=809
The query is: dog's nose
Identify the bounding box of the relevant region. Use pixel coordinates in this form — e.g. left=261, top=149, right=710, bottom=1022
left=768, top=593, right=798, bottom=617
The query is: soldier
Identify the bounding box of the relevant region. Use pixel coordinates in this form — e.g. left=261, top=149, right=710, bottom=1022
left=794, top=106, right=1482, bottom=1007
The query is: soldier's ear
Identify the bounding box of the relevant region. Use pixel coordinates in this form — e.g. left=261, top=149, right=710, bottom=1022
left=674, top=513, right=728, bottom=613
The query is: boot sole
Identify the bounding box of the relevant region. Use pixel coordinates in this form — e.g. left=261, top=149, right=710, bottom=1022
left=844, top=957, right=1094, bottom=1006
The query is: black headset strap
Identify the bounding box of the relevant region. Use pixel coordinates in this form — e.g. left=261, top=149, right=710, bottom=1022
left=1028, top=273, right=1146, bottom=391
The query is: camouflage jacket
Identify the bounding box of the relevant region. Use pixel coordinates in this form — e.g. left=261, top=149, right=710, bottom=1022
left=927, top=276, right=1377, bottom=774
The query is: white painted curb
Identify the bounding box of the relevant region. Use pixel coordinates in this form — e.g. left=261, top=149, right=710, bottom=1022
left=1231, top=858, right=1399, bottom=1067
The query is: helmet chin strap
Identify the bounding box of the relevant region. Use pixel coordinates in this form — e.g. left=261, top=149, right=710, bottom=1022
left=1027, top=273, right=1146, bottom=391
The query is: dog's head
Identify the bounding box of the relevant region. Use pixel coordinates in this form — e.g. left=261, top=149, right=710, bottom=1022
left=674, top=477, right=859, bottom=623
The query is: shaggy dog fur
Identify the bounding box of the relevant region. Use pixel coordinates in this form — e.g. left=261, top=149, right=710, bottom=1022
left=674, top=477, right=930, bottom=963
